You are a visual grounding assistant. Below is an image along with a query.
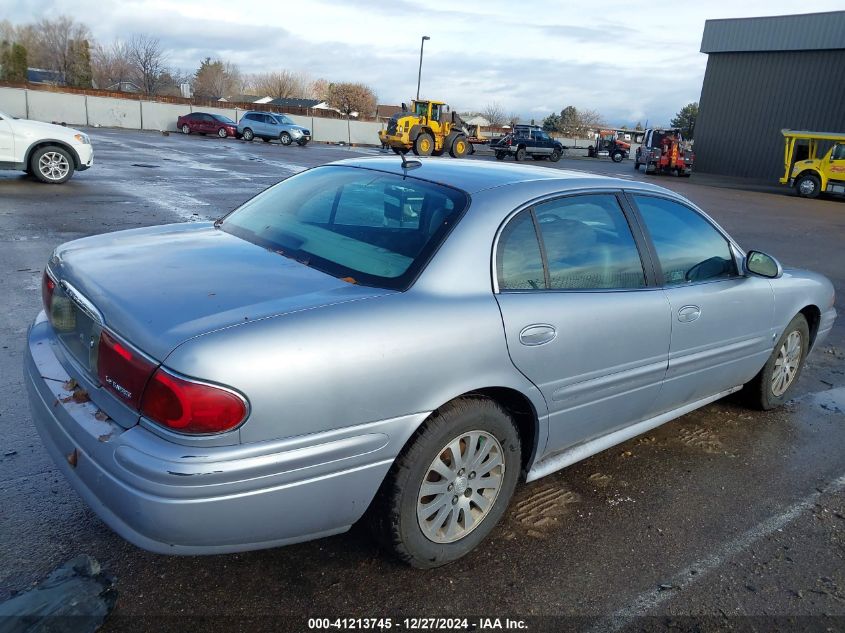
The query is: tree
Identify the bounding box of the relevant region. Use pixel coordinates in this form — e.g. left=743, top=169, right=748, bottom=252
left=127, top=34, right=167, bottom=95
left=0, top=41, right=27, bottom=82
left=557, top=106, right=579, bottom=136
left=542, top=112, right=560, bottom=133
left=481, top=102, right=505, bottom=127
left=577, top=108, right=604, bottom=132
left=507, top=112, right=521, bottom=127
left=33, top=16, right=91, bottom=84
left=252, top=70, right=308, bottom=100
left=670, top=102, right=699, bottom=139
left=324, top=81, right=377, bottom=117
left=92, top=40, right=133, bottom=90
left=66, top=38, right=92, bottom=87
left=308, top=77, right=330, bottom=101
left=193, top=57, right=241, bottom=99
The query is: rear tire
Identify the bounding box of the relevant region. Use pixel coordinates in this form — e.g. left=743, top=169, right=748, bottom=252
left=217, top=127, right=228, bottom=138
left=795, top=173, right=821, bottom=199
left=181, top=124, right=190, bottom=135
left=634, top=160, right=640, bottom=170
left=495, top=152, right=506, bottom=161
left=370, top=397, right=521, bottom=568
left=414, top=133, right=434, bottom=156
left=515, top=147, right=526, bottom=161
left=744, top=314, right=809, bottom=410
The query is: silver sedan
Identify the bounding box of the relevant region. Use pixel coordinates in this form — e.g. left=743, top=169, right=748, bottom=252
left=26, top=158, right=836, bottom=567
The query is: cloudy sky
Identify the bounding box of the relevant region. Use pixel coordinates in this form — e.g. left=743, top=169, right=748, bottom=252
left=4, top=0, right=843, bottom=125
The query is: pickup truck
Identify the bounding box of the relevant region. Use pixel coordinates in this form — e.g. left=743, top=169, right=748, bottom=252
left=490, top=125, right=563, bottom=162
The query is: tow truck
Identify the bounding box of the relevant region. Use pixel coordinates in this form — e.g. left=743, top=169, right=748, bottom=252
left=780, top=129, right=845, bottom=198
left=587, top=130, right=630, bottom=162
left=634, top=128, right=693, bottom=177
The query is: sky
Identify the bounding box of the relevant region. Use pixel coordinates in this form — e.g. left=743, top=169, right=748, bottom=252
left=4, top=0, right=844, bottom=126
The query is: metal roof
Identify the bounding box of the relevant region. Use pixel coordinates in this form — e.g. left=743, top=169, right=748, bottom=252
left=701, top=11, right=845, bottom=54
left=782, top=129, right=845, bottom=142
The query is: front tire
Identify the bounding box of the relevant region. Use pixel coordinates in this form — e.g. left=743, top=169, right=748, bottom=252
left=31, top=146, right=75, bottom=184
left=242, top=128, right=254, bottom=141
left=611, top=151, right=624, bottom=163
left=414, top=132, right=434, bottom=156
left=371, top=397, right=521, bottom=568
left=279, top=132, right=292, bottom=146
left=744, top=314, right=809, bottom=410
left=549, top=149, right=561, bottom=162
left=795, top=173, right=821, bottom=199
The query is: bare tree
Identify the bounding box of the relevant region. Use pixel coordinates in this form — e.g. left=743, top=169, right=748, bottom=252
left=307, top=77, right=330, bottom=101
left=507, top=112, right=521, bottom=127
left=324, top=81, right=377, bottom=117
left=127, top=34, right=167, bottom=95
left=577, top=108, right=605, bottom=133
left=192, top=57, right=242, bottom=99
left=481, top=102, right=506, bottom=127
left=252, top=70, right=308, bottom=100
left=92, top=39, right=133, bottom=90
left=32, top=16, right=92, bottom=84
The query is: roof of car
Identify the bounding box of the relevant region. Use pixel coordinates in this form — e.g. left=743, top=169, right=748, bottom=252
left=332, top=157, right=672, bottom=196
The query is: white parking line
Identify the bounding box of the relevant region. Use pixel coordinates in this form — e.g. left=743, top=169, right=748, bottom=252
left=594, top=471, right=845, bottom=632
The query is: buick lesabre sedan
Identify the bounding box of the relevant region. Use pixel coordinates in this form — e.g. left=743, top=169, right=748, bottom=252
left=26, top=159, right=836, bottom=567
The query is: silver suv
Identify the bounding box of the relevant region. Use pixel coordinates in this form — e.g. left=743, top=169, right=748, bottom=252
left=237, top=111, right=311, bottom=146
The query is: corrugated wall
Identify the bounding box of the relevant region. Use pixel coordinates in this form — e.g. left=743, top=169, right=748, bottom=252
left=694, top=49, right=845, bottom=181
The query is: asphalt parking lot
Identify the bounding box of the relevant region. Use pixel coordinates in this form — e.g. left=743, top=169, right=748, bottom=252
left=1, top=129, right=844, bottom=631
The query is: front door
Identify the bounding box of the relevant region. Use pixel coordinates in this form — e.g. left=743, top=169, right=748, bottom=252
left=629, top=193, right=775, bottom=412
left=494, top=193, right=671, bottom=457
left=826, top=144, right=845, bottom=192
left=0, top=114, right=14, bottom=163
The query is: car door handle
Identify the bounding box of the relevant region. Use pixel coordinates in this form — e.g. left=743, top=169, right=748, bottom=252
left=677, top=305, right=701, bottom=323
left=519, top=324, right=557, bottom=346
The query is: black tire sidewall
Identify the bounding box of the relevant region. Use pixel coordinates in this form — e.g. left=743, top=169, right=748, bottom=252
left=550, top=150, right=561, bottom=162
left=796, top=174, right=820, bottom=199
left=415, top=133, right=434, bottom=156
left=243, top=128, right=253, bottom=141
left=280, top=132, right=292, bottom=145
left=387, top=399, right=521, bottom=568
left=515, top=148, right=526, bottom=161
left=218, top=128, right=227, bottom=138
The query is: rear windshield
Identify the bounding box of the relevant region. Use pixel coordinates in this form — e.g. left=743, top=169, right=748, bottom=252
left=220, top=166, right=469, bottom=290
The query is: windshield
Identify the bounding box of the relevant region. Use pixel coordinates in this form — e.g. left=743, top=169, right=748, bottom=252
left=220, top=166, right=469, bottom=290
left=212, top=114, right=236, bottom=124
left=273, top=114, right=294, bottom=125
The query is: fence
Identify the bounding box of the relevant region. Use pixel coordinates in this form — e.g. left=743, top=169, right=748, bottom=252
left=0, top=86, right=383, bottom=146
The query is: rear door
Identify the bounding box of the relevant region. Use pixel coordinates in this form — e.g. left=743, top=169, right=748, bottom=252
left=495, top=192, right=671, bottom=455
left=629, top=193, right=774, bottom=412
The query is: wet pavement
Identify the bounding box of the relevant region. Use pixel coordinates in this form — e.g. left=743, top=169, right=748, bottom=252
left=0, top=129, right=843, bottom=631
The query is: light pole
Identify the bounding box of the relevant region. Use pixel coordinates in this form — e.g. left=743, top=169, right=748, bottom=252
left=416, top=35, right=430, bottom=101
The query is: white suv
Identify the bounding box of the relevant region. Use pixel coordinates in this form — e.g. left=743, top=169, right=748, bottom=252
left=0, top=109, right=94, bottom=183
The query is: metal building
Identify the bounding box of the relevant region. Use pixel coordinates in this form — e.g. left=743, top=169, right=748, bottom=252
left=694, top=11, right=845, bottom=181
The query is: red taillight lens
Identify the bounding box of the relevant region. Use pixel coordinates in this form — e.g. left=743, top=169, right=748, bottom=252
left=97, top=330, right=156, bottom=409
left=140, top=369, right=247, bottom=434
left=42, top=271, right=55, bottom=314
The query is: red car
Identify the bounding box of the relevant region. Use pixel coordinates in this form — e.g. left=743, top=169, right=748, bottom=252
left=176, top=112, right=237, bottom=138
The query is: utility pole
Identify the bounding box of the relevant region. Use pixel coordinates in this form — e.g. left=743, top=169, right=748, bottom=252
left=416, top=36, right=430, bottom=101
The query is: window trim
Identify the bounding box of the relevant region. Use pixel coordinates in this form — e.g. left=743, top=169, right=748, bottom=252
left=624, top=191, right=744, bottom=288
left=492, top=190, right=657, bottom=294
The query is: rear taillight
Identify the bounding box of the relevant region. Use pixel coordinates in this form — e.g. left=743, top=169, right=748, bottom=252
left=140, top=369, right=247, bottom=434
left=42, top=270, right=55, bottom=314
left=97, top=330, right=156, bottom=409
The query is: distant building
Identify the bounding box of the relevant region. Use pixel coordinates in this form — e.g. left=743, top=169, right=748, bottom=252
left=694, top=10, right=845, bottom=181
left=218, top=94, right=273, bottom=104
left=267, top=97, right=324, bottom=109
left=26, top=68, right=64, bottom=85
left=375, top=104, right=403, bottom=121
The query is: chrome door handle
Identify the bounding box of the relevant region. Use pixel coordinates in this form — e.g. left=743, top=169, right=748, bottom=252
left=677, top=305, right=701, bottom=323
left=519, top=324, right=557, bottom=346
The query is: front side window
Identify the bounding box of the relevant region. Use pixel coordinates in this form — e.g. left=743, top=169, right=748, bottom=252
left=221, top=166, right=468, bottom=289
left=832, top=144, right=845, bottom=160
left=633, top=195, right=737, bottom=286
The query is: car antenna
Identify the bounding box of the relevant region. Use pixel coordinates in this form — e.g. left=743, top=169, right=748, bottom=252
left=399, top=149, right=421, bottom=171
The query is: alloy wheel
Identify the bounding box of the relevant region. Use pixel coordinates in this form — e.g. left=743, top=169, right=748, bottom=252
left=38, top=152, right=70, bottom=182
left=771, top=330, right=802, bottom=397
left=416, top=430, right=505, bottom=544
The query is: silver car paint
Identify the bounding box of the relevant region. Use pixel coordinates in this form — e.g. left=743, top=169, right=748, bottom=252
left=26, top=158, right=837, bottom=554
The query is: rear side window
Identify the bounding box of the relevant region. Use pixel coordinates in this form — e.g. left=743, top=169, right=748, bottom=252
left=497, top=211, right=545, bottom=290
left=221, top=166, right=468, bottom=290
left=633, top=195, right=737, bottom=286
left=534, top=195, right=646, bottom=290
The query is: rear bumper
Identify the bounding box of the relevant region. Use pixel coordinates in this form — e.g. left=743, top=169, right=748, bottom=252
left=26, top=314, right=419, bottom=554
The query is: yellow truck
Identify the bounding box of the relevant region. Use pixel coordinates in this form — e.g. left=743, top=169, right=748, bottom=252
left=781, top=129, right=845, bottom=198
left=383, top=100, right=470, bottom=158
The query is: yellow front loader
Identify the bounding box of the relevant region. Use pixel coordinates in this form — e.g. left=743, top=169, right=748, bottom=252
left=781, top=129, right=845, bottom=198
left=383, top=100, right=470, bottom=158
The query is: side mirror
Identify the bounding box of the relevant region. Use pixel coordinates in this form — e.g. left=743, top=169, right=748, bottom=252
left=744, top=250, right=782, bottom=278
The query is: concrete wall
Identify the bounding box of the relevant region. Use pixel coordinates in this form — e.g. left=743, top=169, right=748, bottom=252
left=0, top=87, right=384, bottom=144
left=0, top=87, right=28, bottom=118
